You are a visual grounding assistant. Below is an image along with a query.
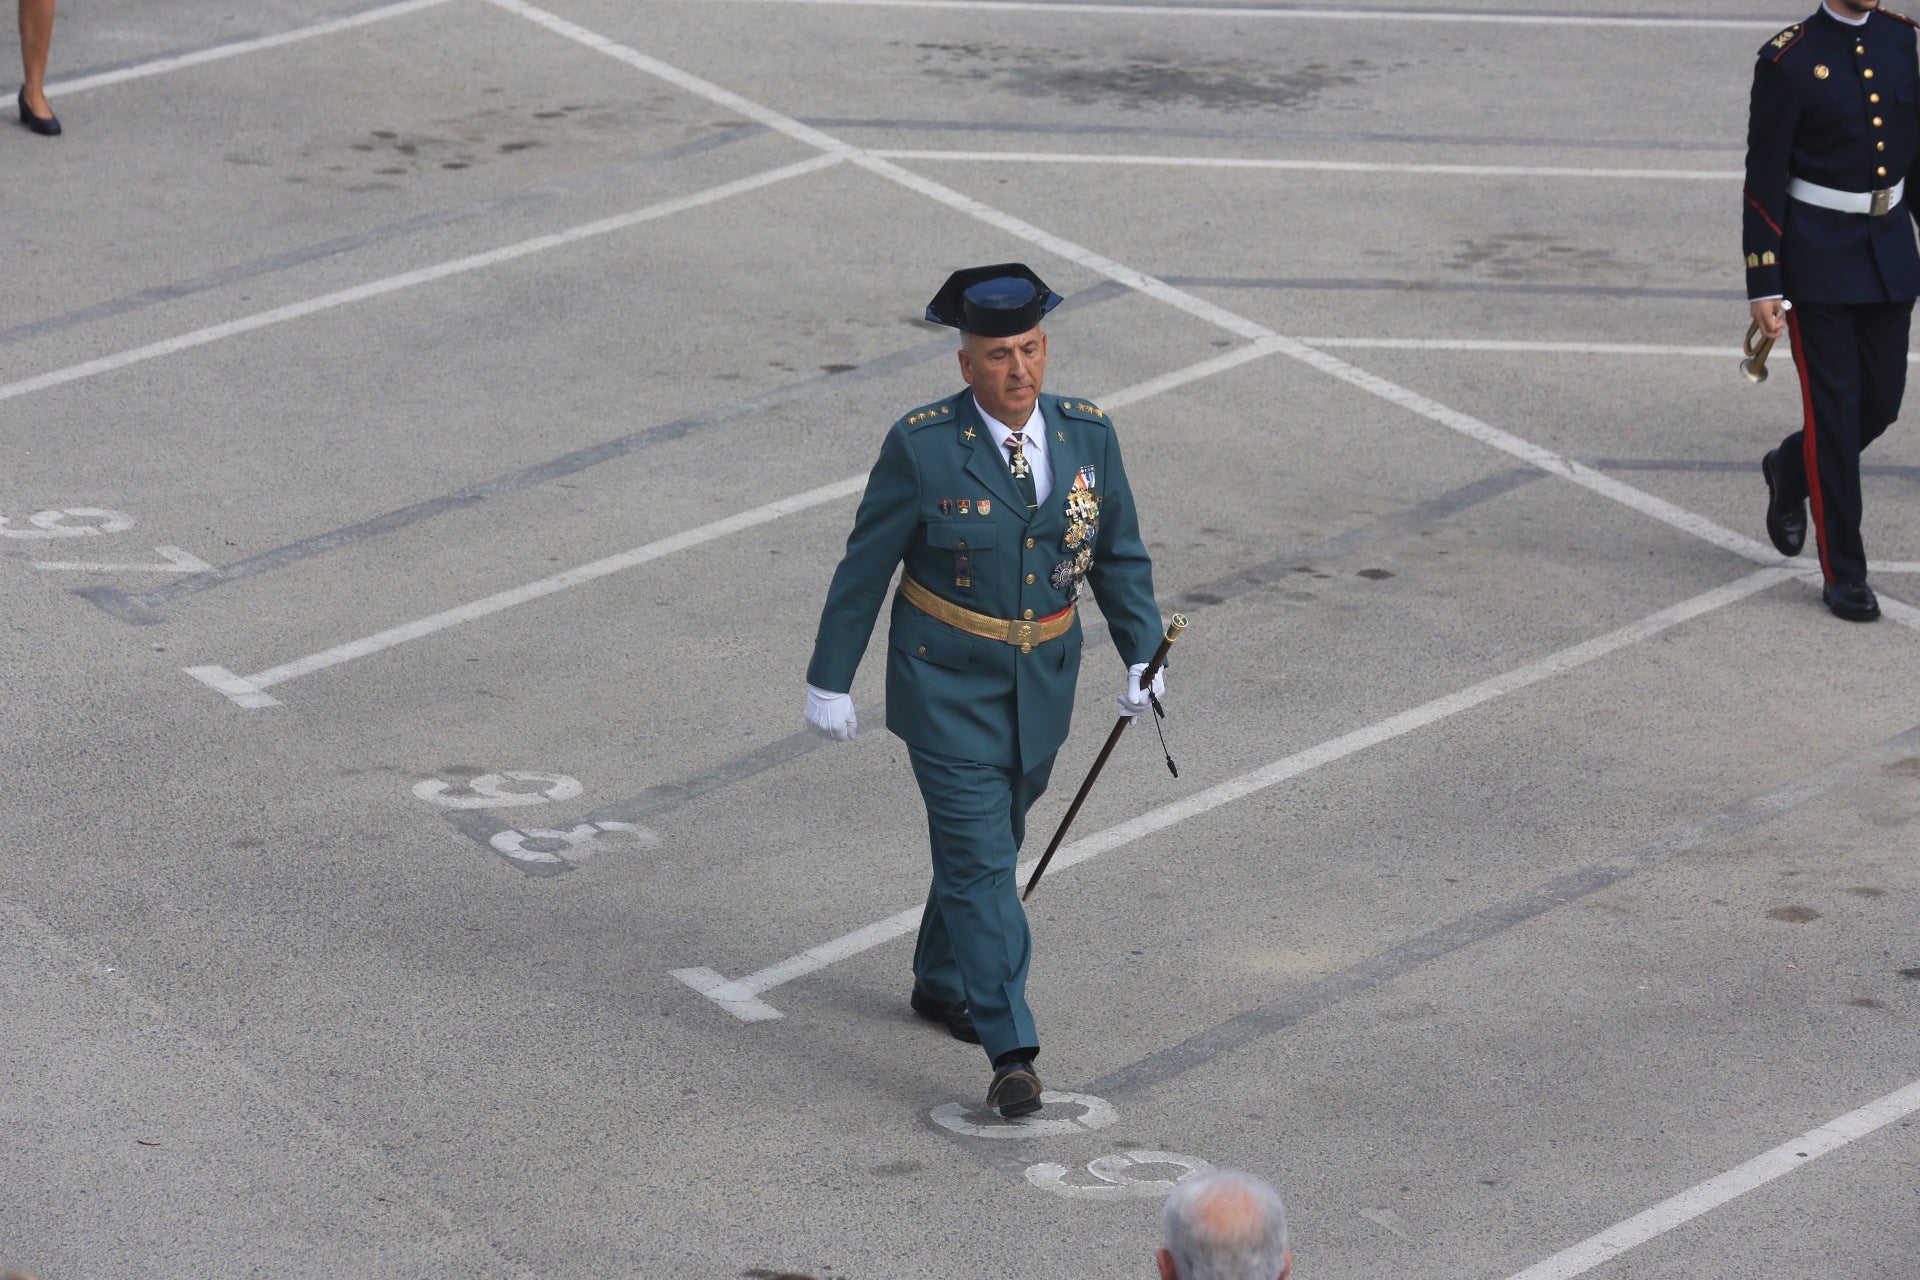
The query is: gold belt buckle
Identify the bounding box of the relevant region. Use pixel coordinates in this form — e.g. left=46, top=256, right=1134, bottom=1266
left=1871, top=187, right=1893, bottom=217
left=1008, top=620, right=1035, bottom=652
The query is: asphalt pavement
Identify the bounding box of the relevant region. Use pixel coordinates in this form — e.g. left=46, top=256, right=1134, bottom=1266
left=4, top=2, right=1918, bottom=1277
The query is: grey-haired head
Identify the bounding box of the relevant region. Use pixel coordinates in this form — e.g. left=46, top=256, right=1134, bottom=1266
left=1158, top=1170, right=1290, bottom=1280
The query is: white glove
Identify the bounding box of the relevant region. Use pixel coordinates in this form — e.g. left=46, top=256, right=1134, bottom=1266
left=1117, top=662, right=1165, bottom=718
left=804, top=684, right=857, bottom=741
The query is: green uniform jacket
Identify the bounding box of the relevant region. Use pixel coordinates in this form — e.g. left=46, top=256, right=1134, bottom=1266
left=807, top=390, right=1163, bottom=768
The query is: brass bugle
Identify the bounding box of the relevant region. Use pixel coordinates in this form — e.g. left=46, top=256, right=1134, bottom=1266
left=1741, top=320, right=1776, bottom=383
left=1741, top=301, right=1790, bottom=383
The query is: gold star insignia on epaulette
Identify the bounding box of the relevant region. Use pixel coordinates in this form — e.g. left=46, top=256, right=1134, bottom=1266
left=1771, top=25, right=1799, bottom=48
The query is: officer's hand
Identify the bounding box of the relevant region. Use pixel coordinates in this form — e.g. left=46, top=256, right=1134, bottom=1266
left=1117, top=662, right=1165, bottom=718
left=1750, top=297, right=1787, bottom=341
left=804, top=684, right=857, bottom=741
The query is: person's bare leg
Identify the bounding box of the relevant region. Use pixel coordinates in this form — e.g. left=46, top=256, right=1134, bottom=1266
left=19, top=0, right=55, bottom=118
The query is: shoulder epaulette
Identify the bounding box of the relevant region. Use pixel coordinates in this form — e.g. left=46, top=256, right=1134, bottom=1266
left=1881, top=9, right=1919, bottom=30
left=1760, top=23, right=1805, bottom=60
left=1055, top=398, right=1108, bottom=424
left=900, top=400, right=955, bottom=430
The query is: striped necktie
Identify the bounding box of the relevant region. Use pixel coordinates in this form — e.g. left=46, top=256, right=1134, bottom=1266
left=1005, top=432, right=1038, bottom=509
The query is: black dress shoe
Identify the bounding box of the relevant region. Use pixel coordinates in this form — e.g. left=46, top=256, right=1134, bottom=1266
left=18, top=89, right=61, bottom=136
left=1762, top=449, right=1806, bottom=557
left=910, top=986, right=980, bottom=1044
left=1823, top=580, right=1880, bottom=622
left=986, top=1058, right=1043, bottom=1118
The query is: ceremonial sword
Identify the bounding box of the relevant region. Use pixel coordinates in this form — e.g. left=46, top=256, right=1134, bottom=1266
left=1021, top=614, right=1187, bottom=901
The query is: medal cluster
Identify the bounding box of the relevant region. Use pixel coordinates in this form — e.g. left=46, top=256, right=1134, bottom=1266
left=1051, top=483, right=1101, bottom=601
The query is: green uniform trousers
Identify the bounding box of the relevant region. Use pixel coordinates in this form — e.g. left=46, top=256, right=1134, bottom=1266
left=908, top=744, right=1057, bottom=1062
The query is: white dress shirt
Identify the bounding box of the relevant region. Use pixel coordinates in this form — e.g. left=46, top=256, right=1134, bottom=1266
left=973, top=396, right=1054, bottom=507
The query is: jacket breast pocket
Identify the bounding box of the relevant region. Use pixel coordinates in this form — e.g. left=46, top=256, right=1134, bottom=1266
left=924, top=519, right=998, bottom=592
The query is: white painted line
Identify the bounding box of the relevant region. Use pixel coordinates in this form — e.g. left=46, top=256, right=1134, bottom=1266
left=194, top=475, right=868, bottom=704
left=0, top=154, right=841, bottom=406
left=1224, top=338, right=1920, bottom=362
left=676, top=568, right=1792, bottom=1019
left=669, top=966, right=785, bottom=1022
left=183, top=665, right=283, bottom=710
left=695, top=0, right=1774, bottom=32
left=1873, top=561, right=1920, bottom=575
left=1504, top=1077, right=1920, bottom=1280
left=183, top=346, right=1286, bottom=705
left=1299, top=338, right=1742, bottom=358
left=1286, top=339, right=1783, bottom=564
left=1100, top=336, right=1286, bottom=408
left=498, top=3, right=1920, bottom=644
left=1878, top=593, right=1920, bottom=628
left=868, top=151, right=1740, bottom=182
left=47, top=0, right=454, bottom=97
left=484, top=0, right=1793, bottom=573
left=33, top=545, right=212, bottom=573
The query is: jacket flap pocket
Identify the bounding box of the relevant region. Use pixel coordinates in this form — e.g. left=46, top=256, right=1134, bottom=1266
left=926, top=520, right=999, bottom=550
left=895, top=615, right=975, bottom=670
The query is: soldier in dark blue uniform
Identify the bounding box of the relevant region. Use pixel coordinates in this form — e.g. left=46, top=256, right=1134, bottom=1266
left=801, top=264, right=1167, bottom=1117
left=1747, top=0, right=1920, bottom=621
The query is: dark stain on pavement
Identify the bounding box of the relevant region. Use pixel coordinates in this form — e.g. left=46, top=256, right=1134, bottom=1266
left=1444, top=232, right=1623, bottom=282
left=1766, top=905, right=1821, bottom=923
left=911, top=41, right=1373, bottom=112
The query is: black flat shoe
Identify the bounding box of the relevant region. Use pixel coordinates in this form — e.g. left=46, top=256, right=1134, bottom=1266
left=986, top=1058, right=1043, bottom=1118
left=910, top=986, right=980, bottom=1044
left=18, top=89, right=61, bottom=136
left=1823, top=580, right=1879, bottom=622
left=1762, top=449, right=1806, bottom=557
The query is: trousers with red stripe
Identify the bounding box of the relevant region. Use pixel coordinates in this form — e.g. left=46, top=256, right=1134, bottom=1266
left=1777, top=300, right=1912, bottom=585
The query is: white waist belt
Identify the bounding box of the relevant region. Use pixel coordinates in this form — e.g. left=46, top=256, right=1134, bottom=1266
left=1788, top=176, right=1904, bottom=217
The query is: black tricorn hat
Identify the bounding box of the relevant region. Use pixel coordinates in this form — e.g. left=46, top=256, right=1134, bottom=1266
left=925, top=263, right=1064, bottom=337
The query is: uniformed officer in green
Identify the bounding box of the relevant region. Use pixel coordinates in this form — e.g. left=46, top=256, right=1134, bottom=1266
left=802, top=263, right=1168, bottom=1117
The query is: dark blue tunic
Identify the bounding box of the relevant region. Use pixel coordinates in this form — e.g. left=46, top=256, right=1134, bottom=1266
left=1743, top=6, right=1920, bottom=304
